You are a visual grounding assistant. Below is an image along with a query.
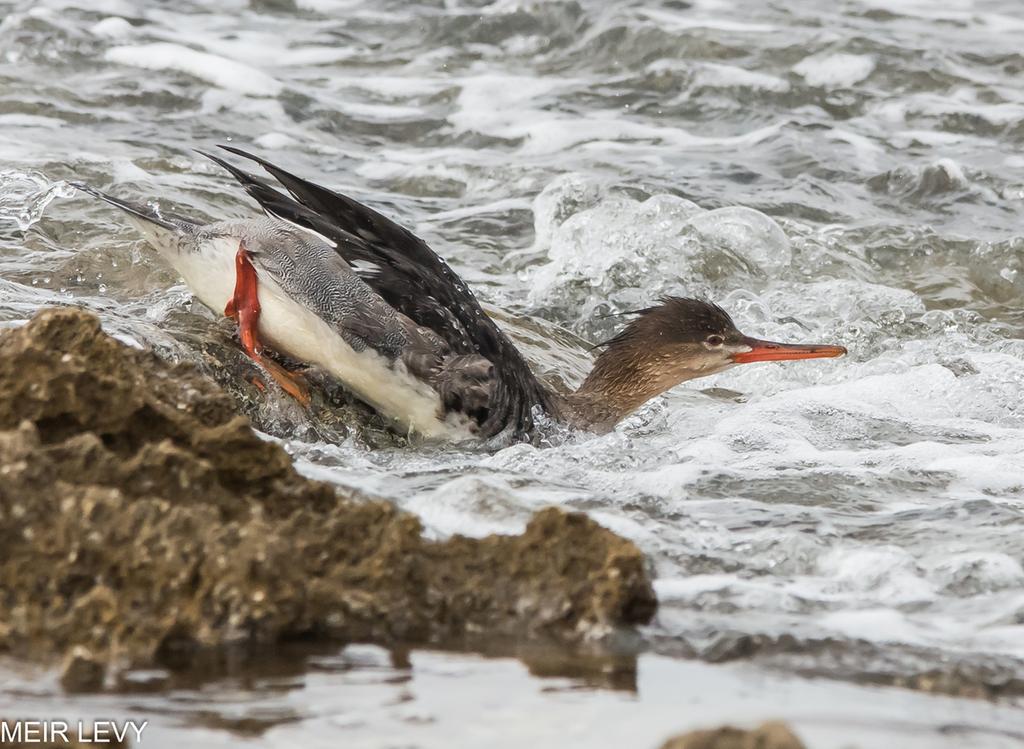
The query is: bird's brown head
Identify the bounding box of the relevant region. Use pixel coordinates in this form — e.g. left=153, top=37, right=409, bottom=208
left=570, top=297, right=846, bottom=431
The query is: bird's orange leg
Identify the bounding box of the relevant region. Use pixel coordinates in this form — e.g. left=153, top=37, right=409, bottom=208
left=225, top=242, right=311, bottom=406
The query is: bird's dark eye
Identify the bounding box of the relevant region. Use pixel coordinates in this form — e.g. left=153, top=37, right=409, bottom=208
left=706, top=334, right=725, bottom=347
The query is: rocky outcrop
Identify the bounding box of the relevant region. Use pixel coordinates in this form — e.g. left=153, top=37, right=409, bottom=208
left=0, top=308, right=656, bottom=680
left=659, top=722, right=807, bottom=749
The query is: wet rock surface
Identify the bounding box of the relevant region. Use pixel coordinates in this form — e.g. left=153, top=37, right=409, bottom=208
left=59, top=646, right=106, bottom=692
left=659, top=721, right=807, bottom=749
left=0, top=308, right=656, bottom=674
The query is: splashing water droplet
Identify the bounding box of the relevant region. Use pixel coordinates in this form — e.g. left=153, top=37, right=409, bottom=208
left=0, top=170, right=76, bottom=232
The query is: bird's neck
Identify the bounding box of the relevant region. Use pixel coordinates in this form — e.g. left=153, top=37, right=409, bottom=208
left=558, top=344, right=692, bottom=433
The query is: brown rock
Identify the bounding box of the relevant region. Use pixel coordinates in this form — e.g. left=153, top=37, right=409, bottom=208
left=60, top=645, right=106, bottom=692
left=659, top=721, right=807, bottom=749
left=0, top=307, right=656, bottom=679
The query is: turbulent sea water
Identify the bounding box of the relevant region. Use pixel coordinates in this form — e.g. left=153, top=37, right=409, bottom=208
left=3, top=0, right=1024, bottom=746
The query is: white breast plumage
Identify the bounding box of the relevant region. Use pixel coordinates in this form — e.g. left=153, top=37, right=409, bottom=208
left=137, top=224, right=472, bottom=441
left=254, top=273, right=473, bottom=440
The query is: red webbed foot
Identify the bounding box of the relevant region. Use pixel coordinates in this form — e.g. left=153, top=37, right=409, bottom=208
left=227, top=242, right=311, bottom=407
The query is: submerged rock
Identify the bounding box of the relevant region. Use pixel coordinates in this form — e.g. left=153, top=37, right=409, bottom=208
left=0, top=308, right=656, bottom=676
left=59, top=646, right=106, bottom=692
left=659, top=721, right=807, bottom=749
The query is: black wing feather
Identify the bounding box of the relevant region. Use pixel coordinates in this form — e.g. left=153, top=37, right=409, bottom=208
left=201, top=146, right=552, bottom=439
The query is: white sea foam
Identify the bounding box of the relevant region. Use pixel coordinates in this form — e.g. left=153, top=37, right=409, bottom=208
left=29, top=0, right=141, bottom=15
left=89, top=16, right=132, bottom=39
left=794, top=53, right=876, bottom=88
left=198, top=89, right=287, bottom=120
left=817, top=547, right=935, bottom=604
left=105, top=43, right=283, bottom=96
left=700, top=66, right=788, bottom=92
left=447, top=72, right=783, bottom=156
left=525, top=184, right=791, bottom=312
left=647, top=61, right=790, bottom=93
left=294, top=0, right=364, bottom=11
left=254, top=132, right=298, bottom=150
left=401, top=476, right=541, bottom=539
left=870, top=89, right=1024, bottom=130
left=927, top=552, right=1024, bottom=594
left=638, top=8, right=776, bottom=33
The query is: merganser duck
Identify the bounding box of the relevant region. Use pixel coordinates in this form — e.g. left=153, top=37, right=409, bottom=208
left=75, top=146, right=846, bottom=441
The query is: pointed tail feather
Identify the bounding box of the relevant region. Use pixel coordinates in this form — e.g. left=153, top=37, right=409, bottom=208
left=71, top=182, right=184, bottom=231
left=73, top=181, right=201, bottom=260
left=193, top=149, right=322, bottom=231
left=215, top=144, right=405, bottom=248
left=194, top=149, right=264, bottom=193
